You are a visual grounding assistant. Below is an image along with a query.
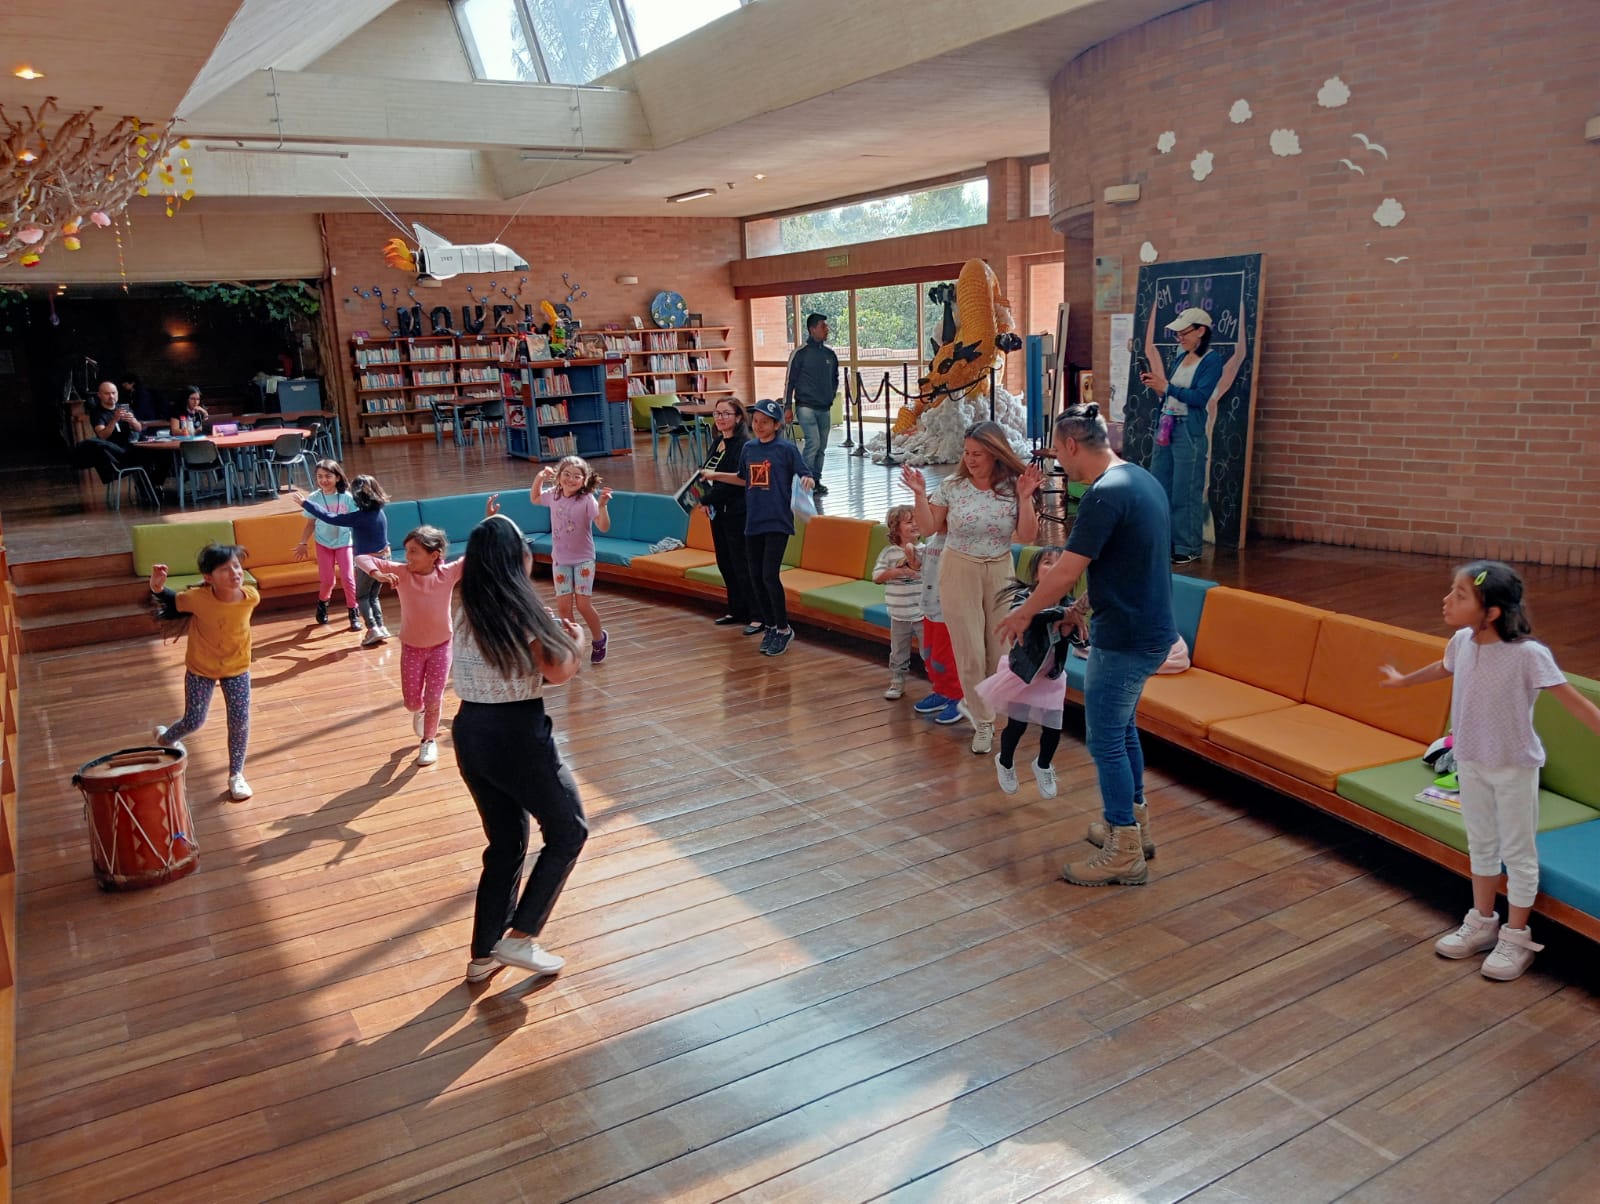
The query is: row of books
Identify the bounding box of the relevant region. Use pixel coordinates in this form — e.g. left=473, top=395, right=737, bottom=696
left=408, top=343, right=452, bottom=361
left=363, top=397, right=409, bottom=413
left=354, top=347, right=402, bottom=366
left=540, top=433, right=580, bottom=458
left=411, top=369, right=455, bottom=385
left=527, top=374, right=576, bottom=397
left=601, top=335, right=645, bottom=353
left=360, top=371, right=404, bottom=389
left=645, top=354, right=692, bottom=372
left=535, top=403, right=571, bottom=423
left=459, top=366, right=499, bottom=384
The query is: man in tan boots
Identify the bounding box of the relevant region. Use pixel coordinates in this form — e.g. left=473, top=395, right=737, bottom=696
left=997, top=403, right=1176, bottom=886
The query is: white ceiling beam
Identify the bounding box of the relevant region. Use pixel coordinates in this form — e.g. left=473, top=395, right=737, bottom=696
left=180, top=69, right=652, bottom=153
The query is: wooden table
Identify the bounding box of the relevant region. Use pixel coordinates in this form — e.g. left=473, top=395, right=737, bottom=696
left=238, top=410, right=343, bottom=458
left=131, top=428, right=311, bottom=508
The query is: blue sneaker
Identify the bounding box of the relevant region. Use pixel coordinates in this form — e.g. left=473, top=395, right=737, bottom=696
left=933, top=700, right=964, bottom=725
left=913, top=692, right=949, bottom=715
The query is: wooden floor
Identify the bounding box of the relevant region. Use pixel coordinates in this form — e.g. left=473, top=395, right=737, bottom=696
left=13, top=576, right=1600, bottom=1198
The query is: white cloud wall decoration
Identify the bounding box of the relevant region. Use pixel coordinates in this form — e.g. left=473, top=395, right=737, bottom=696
left=1269, top=129, right=1302, bottom=157
left=1190, top=150, right=1214, bottom=181
left=1317, top=77, right=1351, bottom=108
left=1373, top=198, right=1407, bottom=227
left=1157, top=131, right=1177, bottom=154
left=1229, top=99, right=1253, bottom=124
left=1139, top=241, right=1159, bottom=264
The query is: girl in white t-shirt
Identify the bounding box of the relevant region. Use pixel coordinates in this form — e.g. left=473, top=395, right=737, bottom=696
left=1381, top=560, right=1600, bottom=981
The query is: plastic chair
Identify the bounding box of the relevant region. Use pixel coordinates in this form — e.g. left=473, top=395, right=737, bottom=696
left=305, top=418, right=337, bottom=461
left=258, top=432, right=315, bottom=493
left=109, top=463, right=160, bottom=511
left=178, top=439, right=233, bottom=506
left=463, top=399, right=506, bottom=445
left=76, top=438, right=160, bottom=511
left=651, top=405, right=694, bottom=467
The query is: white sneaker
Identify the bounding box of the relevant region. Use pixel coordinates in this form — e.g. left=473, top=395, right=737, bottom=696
left=229, top=774, right=253, bottom=801
left=884, top=673, right=906, bottom=701
left=417, top=739, right=438, bottom=766
left=491, top=935, right=564, bottom=975
left=361, top=627, right=385, bottom=647
left=1032, top=761, right=1058, bottom=799
left=377, top=626, right=393, bottom=640
left=994, top=754, right=1018, bottom=794
left=466, top=957, right=502, bottom=983
left=153, top=725, right=186, bottom=754
left=1481, top=925, right=1543, bottom=981
left=1434, top=909, right=1500, bottom=959
left=412, top=710, right=425, bottom=738
left=971, top=722, right=994, bottom=755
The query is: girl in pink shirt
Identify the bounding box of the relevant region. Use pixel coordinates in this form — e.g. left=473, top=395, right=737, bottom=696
left=532, top=456, right=613, bottom=664
left=358, top=497, right=498, bottom=765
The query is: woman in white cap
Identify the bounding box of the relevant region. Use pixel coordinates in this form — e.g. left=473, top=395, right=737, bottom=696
left=1139, top=306, right=1225, bottom=566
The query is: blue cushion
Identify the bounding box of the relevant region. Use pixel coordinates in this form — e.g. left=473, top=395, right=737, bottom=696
left=1171, top=574, right=1217, bottom=652
left=528, top=533, right=553, bottom=556
left=592, top=536, right=653, bottom=566
left=385, top=499, right=423, bottom=543
left=1535, top=820, right=1600, bottom=922
left=627, top=492, right=689, bottom=544
left=1063, top=650, right=1087, bottom=693
left=862, top=602, right=891, bottom=628
left=416, top=493, right=497, bottom=544
left=601, top=492, right=637, bottom=542
left=494, top=489, right=550, bottom=535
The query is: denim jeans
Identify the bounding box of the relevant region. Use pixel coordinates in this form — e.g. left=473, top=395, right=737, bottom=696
left=1084, top=644, right=1170, bottom=827
left=1150, top=409, right=1209, bottom=557
left=794, top=404, right=831, bottom=479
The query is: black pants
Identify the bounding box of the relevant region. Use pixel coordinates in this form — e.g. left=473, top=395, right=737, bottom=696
left=745, top=531, right=789, bottom=629
left=709, top=507, right=754, bottom=623
left=453, top=698, right=588, bottom=959
left=998, top=718, right=1062, bottom=769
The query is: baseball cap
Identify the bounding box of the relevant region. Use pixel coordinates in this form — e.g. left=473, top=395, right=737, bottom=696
left=750, top=398, right=785, bottom=422
left=1165, top=307, right=1213, bottom=332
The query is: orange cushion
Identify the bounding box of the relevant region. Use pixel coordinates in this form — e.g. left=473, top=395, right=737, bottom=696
left=797, top=515, right=875, bottom=579
left=686, top=506, right=714, bottom=552
left=249, top=563, right=321, bottom=590
left=1137, top=668, right=1299, bottom=740
left=1192, top=587, right=1328, bottom=701
left=234, top=511, right=311, bottom=569
left=1303, top=615, right=1450, bottom=744
left=1209, top=704, right=1429, bottom=792
left=627, top=549, right=719, bottom=582
left=781, top=568, right=855, bottom=598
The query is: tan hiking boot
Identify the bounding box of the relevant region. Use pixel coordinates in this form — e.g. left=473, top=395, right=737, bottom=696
left=1086, top=802, right=1156, bottom=859
left=1062, top=824, right=1149, bottom=887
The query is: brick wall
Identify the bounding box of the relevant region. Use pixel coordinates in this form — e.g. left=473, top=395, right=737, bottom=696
left=321, top=211, right=749, bottom=432
left=1051, top=0, right=1599, bottom=567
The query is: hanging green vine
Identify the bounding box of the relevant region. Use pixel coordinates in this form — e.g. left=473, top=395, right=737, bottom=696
left=176, top=280, right=321, bottom=321
left=0, top=287, right=27, bottom=311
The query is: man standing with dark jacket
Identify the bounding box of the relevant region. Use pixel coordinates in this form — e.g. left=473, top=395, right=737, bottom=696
left=784, top=313, right=840, bottom=496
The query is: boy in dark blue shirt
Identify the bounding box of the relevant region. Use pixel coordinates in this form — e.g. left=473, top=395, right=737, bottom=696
left=700, top=398, right=813, bottom=656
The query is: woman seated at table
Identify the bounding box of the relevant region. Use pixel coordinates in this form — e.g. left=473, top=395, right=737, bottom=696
left=171, top=386, right=211, bottom=434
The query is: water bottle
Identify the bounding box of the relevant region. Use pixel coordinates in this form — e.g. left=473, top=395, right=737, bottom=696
left=1156, top=413, right=1175, bottom=446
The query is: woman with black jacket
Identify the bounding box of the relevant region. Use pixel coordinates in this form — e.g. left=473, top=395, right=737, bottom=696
left=699, top=398, right=759, bottom=633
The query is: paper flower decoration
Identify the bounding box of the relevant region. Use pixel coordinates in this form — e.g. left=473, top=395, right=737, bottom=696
left=1139, top=241, right=1159, bottom=264
left=1317, top=77, right=1351, bottom=108
left=1157, top=131, right=1177, bottom=154
left=1269, top=129, right=1302, bottom=157
left=64, top=236, right=81, bottom=251
left=1373, top=198, right=1407, bottom=227
left=20, top=253, right=41, bottom=267
left=17, top=226, right=44, bottom=245
left=1229, top=100, right=1253, bottom=124
left=1190, top=150, right=1215, bottom=181
left=89, top=211, right=111, bottom=227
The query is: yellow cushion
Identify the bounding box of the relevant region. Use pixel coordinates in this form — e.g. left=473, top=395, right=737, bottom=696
left=1137, top=668, right=1299, bottom=740
left=234, top=512, right=311, bottom=570
left=250, top=563, right=322, bottom=590
left=1209, top=704, right=1429, bottom=792
left=1192, top=587, right=1328, bottom=702
left=797, top=515, right=875, bottom=579
left=627, top=549, right=719, bottom=582
left=687, top=506, right=714, bottom=552
left=1303, top=615, right=1450, bottom=744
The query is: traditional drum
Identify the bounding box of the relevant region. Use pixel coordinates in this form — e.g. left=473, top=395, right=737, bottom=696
left=73, top=747, right=198, bottom=891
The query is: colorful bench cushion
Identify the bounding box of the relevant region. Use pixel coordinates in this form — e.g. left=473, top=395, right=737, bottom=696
left=492, top=489, right=552, bottom=537
left=1137, top=668, right=1299, bottom=739
left=798, top=516, right=875, bottom=578
left=628, top=547, right=718, bottom=582
left=1336, top=758, right=1597, bottom=854
left=625, top=492, right=689, bottom=545
left=1208, top=704, right=1430, bottom=792
left=782, top=568, right=857, bottom=600
left=686, top=507, right=714, bottom=552
left=416, top=492, right=498, bottom=548
left=132, top=520, right=239, bottom=577
left=1532, top=821, right=1600, bottom=921
left=234, top=512, right=320, bottom=590
left=1536, top=672, right=1600, bottom=808
left=1303, top=615, right=1450, bottom=745
left=804, top=579, right=886, bottom=621
left=383, top=500, right=424, bottom=545
left=1171, top=574, right=1217, bottom=651
left=1192, top=587, right=1328, bottom=701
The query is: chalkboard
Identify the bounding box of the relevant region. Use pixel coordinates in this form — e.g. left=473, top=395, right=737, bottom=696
left=1122, top=253, right=1265, bottom=549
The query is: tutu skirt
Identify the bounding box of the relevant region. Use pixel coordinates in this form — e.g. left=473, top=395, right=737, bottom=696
left=975, top=655, right=1067, bottom=730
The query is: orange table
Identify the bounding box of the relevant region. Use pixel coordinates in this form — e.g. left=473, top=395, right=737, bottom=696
left=131, top=428, right=310, bottom=507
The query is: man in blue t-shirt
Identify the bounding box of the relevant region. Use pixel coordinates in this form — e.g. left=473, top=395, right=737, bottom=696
left=997, top=403, right=1176, bottom=887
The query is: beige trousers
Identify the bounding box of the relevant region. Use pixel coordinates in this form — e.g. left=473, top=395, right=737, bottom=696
left=938, top=548, right=1013, bottom=726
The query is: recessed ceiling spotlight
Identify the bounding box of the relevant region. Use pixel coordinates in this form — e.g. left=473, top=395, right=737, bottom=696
left=753, top=173, right=767, bottom=181
left=667, top=188, right=717, bottom=203
left=18, top=149, right=38, bottom=162
left=13, top=66, right=44, bottom=80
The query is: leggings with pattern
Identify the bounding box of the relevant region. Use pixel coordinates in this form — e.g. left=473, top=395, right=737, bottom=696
left=401, top=639, right=453, bottom=741
left=164, top=670, right=251, bottom=775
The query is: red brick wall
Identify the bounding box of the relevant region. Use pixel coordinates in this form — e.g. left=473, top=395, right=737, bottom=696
left=1051, top=0, right=1599, bottom=567
left=321, top=211, right=749, bottom=430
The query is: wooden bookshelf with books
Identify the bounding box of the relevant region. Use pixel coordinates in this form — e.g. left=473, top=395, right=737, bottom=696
left=601, top=326, right=736, bottom=401
left=350, top=334, right=512, bottom=442
left=502, top=358, right=633, bottom=462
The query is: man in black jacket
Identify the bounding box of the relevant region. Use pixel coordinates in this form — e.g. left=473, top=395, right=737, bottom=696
left=784, top=313, right=839, bottom=496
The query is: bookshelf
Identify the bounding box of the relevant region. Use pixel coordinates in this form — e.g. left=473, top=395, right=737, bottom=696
left=350, top=334, right=512, bottom=442
left=601, top=326, right=736, bottom=401
left=503, top=358, right=633, bottom=462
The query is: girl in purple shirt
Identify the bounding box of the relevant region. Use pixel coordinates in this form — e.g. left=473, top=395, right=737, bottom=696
left=532, top=455, right=613, bottom=664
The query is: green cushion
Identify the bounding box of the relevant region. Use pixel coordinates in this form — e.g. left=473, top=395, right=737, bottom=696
left=802, top=579, right=885, bottom=620
left=131, top=521, right=239, bottom=576
left=1337, top=758, right=1599, bottom=853
left=687, top=564, right=798, bottom=589
left=783, top=526, right=806, bottom=566
left=1536, top=672, right=1600, bottom=808
left=864, top=523, right=890, bottom=581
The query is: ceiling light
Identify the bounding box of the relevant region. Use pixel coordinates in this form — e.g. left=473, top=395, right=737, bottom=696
left=668, top=188, right=716, bottom=203
left=520, top=151, right=634, bottom=163
left=201, top=144, right=350, bottom=159
left=753, top=173, right=767, bottom=181
left=13, top=66, right=44, bottom=80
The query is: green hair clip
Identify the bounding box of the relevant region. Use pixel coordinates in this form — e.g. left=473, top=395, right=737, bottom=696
left=1474, top=570, right=1488, bottom=586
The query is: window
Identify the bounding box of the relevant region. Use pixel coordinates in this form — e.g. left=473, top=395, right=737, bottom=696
left=456, top=0, right=540, bottom=82
left=1028, top=161, right=1051, bottom=218
left=527, top=0, right=626, bottom=84
left=623, top=0, right=741, bottom=57
left=744, top=178, right=990, bottom=259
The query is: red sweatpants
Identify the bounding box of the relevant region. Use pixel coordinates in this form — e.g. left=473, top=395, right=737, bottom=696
left=922, top=619, right=962, bottom=700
